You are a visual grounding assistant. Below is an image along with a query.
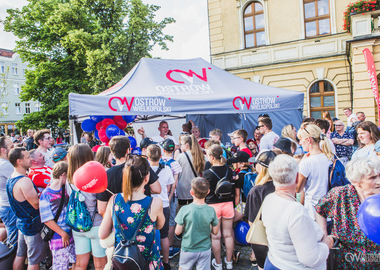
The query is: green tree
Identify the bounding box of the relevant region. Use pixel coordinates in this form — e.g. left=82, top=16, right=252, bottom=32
left=4, top=0, right=174, bottom=130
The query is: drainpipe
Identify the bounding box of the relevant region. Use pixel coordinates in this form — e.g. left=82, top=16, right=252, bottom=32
left=346, top=43, right=354, bottom=110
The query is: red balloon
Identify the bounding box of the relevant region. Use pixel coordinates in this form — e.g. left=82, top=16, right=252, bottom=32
left=102, top=118, right=115, bottom=129
left=73, top=161, right=108, bottom=193
left=98, top=128, right=110, bottom=143
left=92, top=145, right=101, bottom=152
left=96, top=121, right=103, bottom=130
left=113, top=115, right=123, bottom=122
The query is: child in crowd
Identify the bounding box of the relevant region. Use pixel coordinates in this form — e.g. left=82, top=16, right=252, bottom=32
left=229, top=129, right=253, bottom=157
left=175, top=177, right=218, bottom=270
left=39, top=161, right=75, bottom=270
left=160, top=139, right=182, bottom=259
left=147, top=144, right=175, bottom=270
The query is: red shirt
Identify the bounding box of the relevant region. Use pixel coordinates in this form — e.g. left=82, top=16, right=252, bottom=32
left=29, top=166, right=52, bottom=194
left=240, top=147, right=253, bottom=157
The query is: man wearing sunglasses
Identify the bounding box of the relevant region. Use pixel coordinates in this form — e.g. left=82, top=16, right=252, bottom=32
left=33, top=129, right=54, bottom=167
left=257, top=117, right=279, bottom=151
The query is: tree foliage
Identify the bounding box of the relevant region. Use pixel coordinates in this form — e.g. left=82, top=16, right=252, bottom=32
left=4, top=0, right=174, bottom=130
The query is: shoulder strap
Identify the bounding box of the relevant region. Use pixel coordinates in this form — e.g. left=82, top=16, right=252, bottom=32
left=208, top=168, right=220, bottom=180
left=184, top=151, right=197, bottom=178
left=155, top=163, right=165, bottom=176
left=53, top=185, right=66, bottom=222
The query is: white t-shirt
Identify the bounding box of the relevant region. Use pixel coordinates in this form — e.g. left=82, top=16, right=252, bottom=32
left=41, top=149, right=54, bottom=168
left=151, top=165, right=174, bottom=208
left=347, top=113, right=358, bottom=127
left=152, top=135, right=178, bottom=145
left=0, top=158, right=14, bottom=207
left=299, top=154, right=331, bottom=220
left=351, top=144, right=377, bottom=159
left=262, top=193, right=329, bottom=270
left=259, top=131, right=279, bottom=151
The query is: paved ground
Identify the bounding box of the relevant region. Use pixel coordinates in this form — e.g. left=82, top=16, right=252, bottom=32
left=169, top=239, right=259, bottom=270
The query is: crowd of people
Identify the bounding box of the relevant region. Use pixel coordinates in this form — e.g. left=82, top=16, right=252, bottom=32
left=0, top=109, right=379, bottom=270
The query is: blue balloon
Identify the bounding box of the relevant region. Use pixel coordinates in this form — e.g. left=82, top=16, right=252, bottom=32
left=81, top=119, right=96, bottom=132
left=94, top=130, right=99, bottom=140
left=128, top=136, right=137, bottom=149
left=357, top=193, right=380, bottom=244
left=106, top=124, right=121, bottom=139
left=123, top=115, right=137, bottom=123
left=90, top=115, right=104, bottom=123
left=234, top=221, right=250, bottom=246
left=131, top=147, right=142, bottom=155
left=119, top=130, right=126, bottom=136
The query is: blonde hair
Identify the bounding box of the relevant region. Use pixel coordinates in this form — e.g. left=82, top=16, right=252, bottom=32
left=281, top=124, right=297, bottom=142
left=181, top=134, right=205, bottom=175
left=52, top=161, right=68, bottom=179
left=297, top=124, right=334, bottom=160
left=255, top=166, right=272, bottom=186
left=207, top=144, right=227, bottom=165
left=67, top=144, right=94, bottom=184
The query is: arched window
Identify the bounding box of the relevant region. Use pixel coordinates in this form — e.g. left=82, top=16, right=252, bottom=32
left=303, top=0, right=330, bottom=37
left=243, top=2, right=265, bottom=48
left=309, top=80, right=335, bottom=118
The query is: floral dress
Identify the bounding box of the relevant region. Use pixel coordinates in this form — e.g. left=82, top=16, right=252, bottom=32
left=315, top=185, right=380, bottom=269
left=113, top=194, right=163, bottom=270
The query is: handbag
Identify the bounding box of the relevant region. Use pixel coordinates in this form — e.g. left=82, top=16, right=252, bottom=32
left=246, top=203, right=268, bottom=246
left=112, top=197, right=154, bottom=270
left=184, top=152, right=198, bottom=178
left=41, top=185, right=66, bottom=242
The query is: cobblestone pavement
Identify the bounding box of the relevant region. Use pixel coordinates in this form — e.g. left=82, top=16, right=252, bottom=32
left=169, top=240, right=259, bottom=270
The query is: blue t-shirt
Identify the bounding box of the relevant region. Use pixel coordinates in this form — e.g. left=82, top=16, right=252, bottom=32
left=39, top=186, right=72, bottom=249
left=330, top=131, right=354, bottom=159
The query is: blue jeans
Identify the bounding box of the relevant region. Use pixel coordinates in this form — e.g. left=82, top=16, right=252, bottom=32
left=0, top=206, right=18, bottom=245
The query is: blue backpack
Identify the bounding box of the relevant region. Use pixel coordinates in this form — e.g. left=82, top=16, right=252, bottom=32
left=328, top=156, right=350, bottom=190
left=159, top=158, right=175, bottom=168
left=66, top=184, right=94, bottom=232
left=240, top=169, right=258, bottom=198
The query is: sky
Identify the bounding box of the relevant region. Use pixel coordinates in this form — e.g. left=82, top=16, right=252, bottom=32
left=0, top=0, right=210, bottom=61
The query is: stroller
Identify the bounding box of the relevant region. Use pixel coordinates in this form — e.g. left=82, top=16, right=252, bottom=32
left=0, top=240, right=16, bottom=269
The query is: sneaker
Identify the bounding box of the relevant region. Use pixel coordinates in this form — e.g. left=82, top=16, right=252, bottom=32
left=224, top=257, right=233, bottom=270
left=233, top=250, right=240, bottom=263
left=251, top=259, right=258, bottom=267
left=212, top=258, right=223, bottom=270
left=174, top=233, right=182, bottom=241
left=168, top=247, right=180, bottom=259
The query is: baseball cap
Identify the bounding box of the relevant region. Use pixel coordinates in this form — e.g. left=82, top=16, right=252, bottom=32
left=273, top=137, right=292, bottom=154
left=250, top=150, right=277, bottom=168
left=375, top=140, right=380, bottom=153
left=52, top=147, right=68, bottom=163
left=227, top=151, right=250, bottom=164
left=140, top=137, right=156, bottom=149
left=160, top=139, right=175, bottom=151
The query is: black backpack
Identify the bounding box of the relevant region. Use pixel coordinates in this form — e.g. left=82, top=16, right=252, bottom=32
left=209, top=167, right=233, bottom=200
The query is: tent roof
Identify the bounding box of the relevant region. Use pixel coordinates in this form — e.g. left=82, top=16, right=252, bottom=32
left=69, top=57, right=304, bottom=116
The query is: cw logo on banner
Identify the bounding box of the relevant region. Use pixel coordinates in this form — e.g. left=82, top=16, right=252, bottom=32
left=166, top=68, right=211, bottom=84
left=108, top=97, right=134, bottom=112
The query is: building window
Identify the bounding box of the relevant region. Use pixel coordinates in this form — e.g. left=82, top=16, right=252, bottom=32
left=15, top=103, right=21, bottom=114
left=304, top=0, right=330, bottom=37
left=1, top=103, right=8, bottom=115
left=243, top=2, right=265, bottom=48
left=25, top=103, right=30, bottom=114
left=0, top=62, right=4, bottom=74
left=0, top=83, right=6, bottom=96
left=309, top=80, right=335, bottom=119
left=12, top=64, right=18, bottom=75
left=14, top=84, right=20, bottom=95
left=35, top=103, right=40, bottom=112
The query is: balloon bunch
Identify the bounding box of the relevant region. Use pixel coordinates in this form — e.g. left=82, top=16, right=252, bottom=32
left=81, top=115, right=137, bottom=143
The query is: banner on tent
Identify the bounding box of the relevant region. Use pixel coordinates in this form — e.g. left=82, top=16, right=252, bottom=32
left=232, top=96, right=280, bottom=111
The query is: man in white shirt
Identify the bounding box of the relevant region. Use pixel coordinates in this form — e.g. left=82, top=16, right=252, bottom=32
left=137, top=120, right=178, bottom=146
left=343, top=108, right=358, bottom=127
left=258, top=117, right=279, bottom=151
left=33, top=129, right=54, bottom=168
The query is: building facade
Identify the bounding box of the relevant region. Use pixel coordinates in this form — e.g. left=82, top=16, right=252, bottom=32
left=0, top=49, right=40, bottom=135
left=208, top=0, right=380, bottom=124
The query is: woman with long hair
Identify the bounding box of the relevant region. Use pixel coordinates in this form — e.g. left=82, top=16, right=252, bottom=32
left=176, top=134, right=205, bottom=207
left=281, top=124, right=302, bottom=154
left=203, top=144, right=234, bottom=270
left=244, top=150, right=277, bottom=268
left=67, top=143, right=106, bottom=270
left=351, top=121, right=380, bottom=159
left=95, top=146, right=112, bottom=170
left=322, top=111, right=334, bottom=133
left=99, top=155, right=165, bottom=269
left=296, top=124, right=333, bottom=220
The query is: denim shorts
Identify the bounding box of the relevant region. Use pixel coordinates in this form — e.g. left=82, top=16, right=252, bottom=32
left=72, top=226, right=106, bottom=258
left=0, top=206, right=18, bottom=245
left=169, top=196, right=178, bottom=227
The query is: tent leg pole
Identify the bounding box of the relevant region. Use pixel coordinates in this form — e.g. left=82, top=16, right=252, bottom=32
left=69, top=119, right=75, bottom=145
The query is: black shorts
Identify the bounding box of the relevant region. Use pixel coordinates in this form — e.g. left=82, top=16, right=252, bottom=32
left=160, top=207, right=170, bottom=239
left=178, top=199, right=193, bottom=206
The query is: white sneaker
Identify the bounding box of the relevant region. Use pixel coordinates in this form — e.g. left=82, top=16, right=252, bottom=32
left=224, top=257, right=233, bottom=270
left=212, top=258, right=223, bottom=270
